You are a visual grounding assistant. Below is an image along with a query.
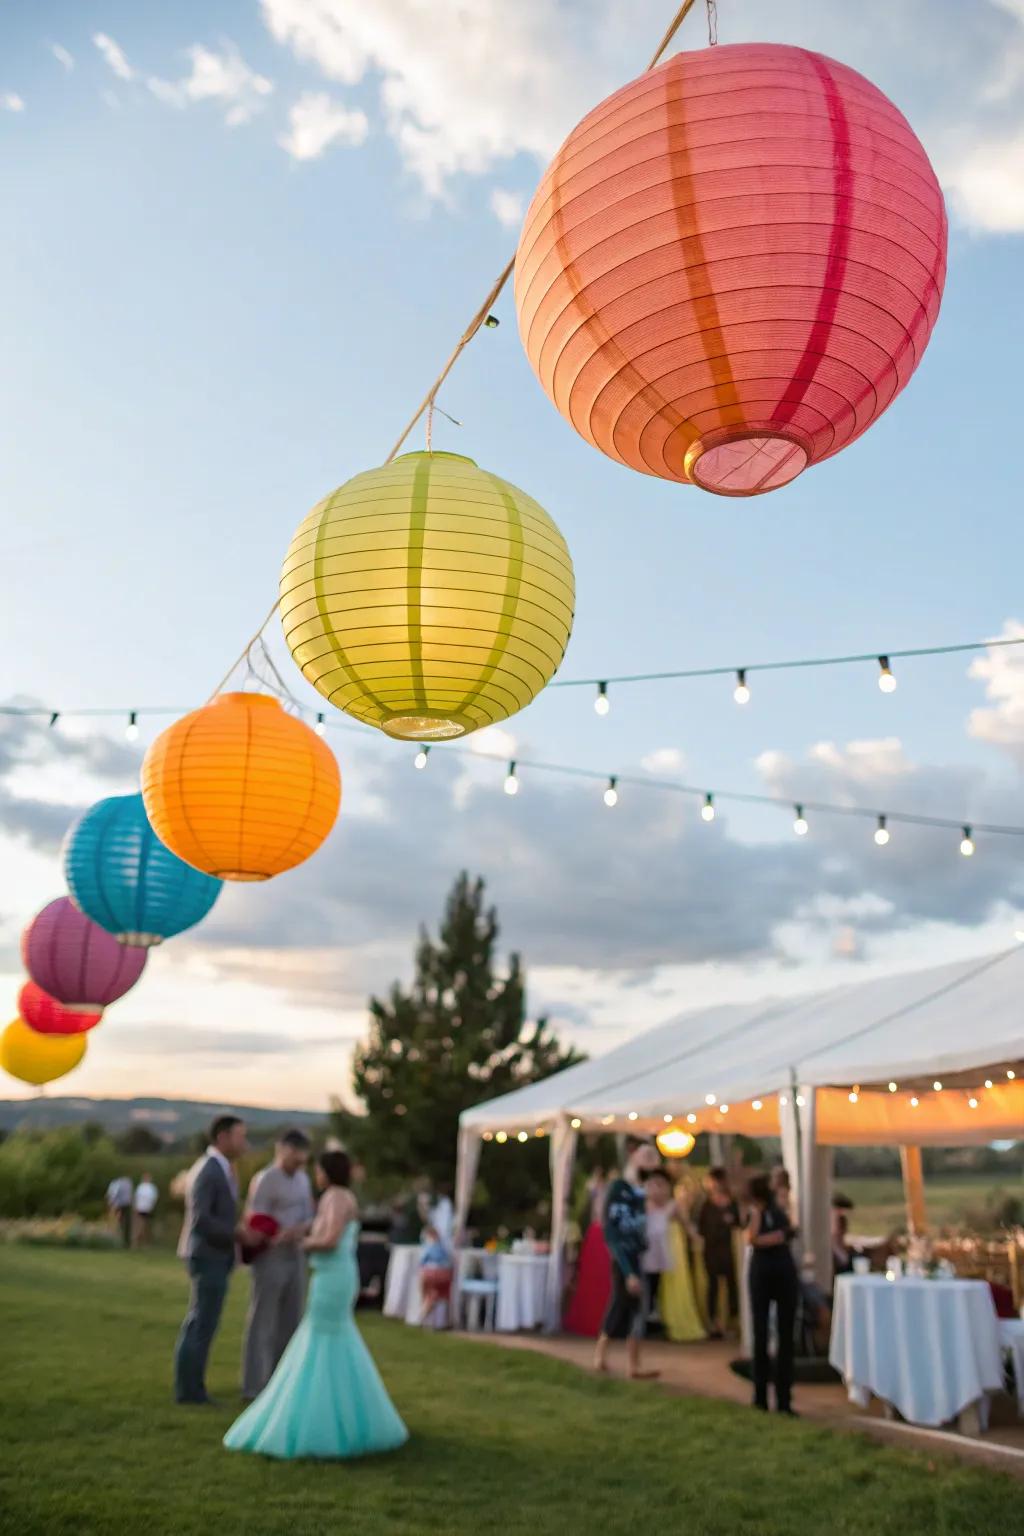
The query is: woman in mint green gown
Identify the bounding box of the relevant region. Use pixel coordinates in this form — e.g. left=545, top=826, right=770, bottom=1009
left=224, top=1149, right=408, bottom=1461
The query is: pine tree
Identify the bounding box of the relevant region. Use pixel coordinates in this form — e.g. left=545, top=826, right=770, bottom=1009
left=340, top=872, right=582, bottom=1187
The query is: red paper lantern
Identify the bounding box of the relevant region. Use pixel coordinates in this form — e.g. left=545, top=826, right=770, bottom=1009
left=18, top=980, right=103, bottom=1037
left=515, top=43, right=947, bottom=496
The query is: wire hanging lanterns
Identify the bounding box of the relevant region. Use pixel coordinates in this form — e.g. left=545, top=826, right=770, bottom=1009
left=22, top=897, right=147, bottom=1010
left=279, top=451, right=575, bottom=740
left=0, top=1017, right=88, bottom=1085
left=515, top=43, right=947, bottom=496
left=17, top=980, right=102, bottom=1036
left=63, top=793, right=222, bottom=946
left=141, top=693, right=341, bottom=881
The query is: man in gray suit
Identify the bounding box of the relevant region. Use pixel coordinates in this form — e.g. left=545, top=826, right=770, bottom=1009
left=241, top=1128, right=315, bottom=1400
left=174, top=1114, right=248, bottom=1405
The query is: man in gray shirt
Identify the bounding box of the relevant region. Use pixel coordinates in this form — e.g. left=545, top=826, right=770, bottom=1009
left=241, top=1129, right=315, bottom=1400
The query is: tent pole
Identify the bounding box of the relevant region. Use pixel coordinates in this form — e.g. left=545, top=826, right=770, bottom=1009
left=899, top=1145, right=928, bottom=1235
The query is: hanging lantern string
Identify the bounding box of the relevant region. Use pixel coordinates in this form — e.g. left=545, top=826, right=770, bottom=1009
left=550, top=633, right=1024, bottom=692
left=382, top=0, right=700, bottom=469
left=205, top=595, right=283, bottom=704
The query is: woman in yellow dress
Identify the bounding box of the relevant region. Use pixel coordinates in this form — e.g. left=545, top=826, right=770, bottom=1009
left=657, top=1175, right=706, bottom=1343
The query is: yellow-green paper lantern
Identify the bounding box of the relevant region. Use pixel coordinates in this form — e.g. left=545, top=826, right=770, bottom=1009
left=280, top=451, right=575, bottom=740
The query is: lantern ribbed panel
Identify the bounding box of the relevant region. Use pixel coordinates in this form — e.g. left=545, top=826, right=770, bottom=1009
left=0, top=1017, right=87, bottom=1085
left=63, top=793, right=222, bottom=946
left=18, top=980, right=102, bottom=1036
left=22, top=897, right=147, bottom=1009
left=515, top=43, right=947, bottom=496
left=141, top=693, right=341, bottom=881
left=279, top=451, right=575, bottom=741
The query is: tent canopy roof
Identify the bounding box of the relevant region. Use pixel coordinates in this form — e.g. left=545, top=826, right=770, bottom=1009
left=461, top=947, right=1024, bottom=1132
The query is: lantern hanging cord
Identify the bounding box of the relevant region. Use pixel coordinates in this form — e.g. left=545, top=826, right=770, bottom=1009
left=205, top=596, right=282, bottom=703
left=382, top=0, right=700, bottom=467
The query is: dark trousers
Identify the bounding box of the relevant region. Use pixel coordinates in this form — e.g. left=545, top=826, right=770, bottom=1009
left=706, top=1263, right=738, bottom=1329
left=117, top=1206, right=132, bottom=1249
left=750, top=1259, right=798, bottom=1411
left=174, top=1256, right=232, bottom=1403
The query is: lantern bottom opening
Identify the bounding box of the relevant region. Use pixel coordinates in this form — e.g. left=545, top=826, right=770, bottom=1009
left=59, top=1002, right=105, bottom=1017
left=380, top=711, right=475, bottom=742
left=214, top=870, right=272, bottom=882
left=117, top=932, right=163, bottom=948
left=685, top=429, right=809, bottom=497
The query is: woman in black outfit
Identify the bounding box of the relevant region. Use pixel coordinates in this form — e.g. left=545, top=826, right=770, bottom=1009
left=746, top=1174, right=799, bottom=1414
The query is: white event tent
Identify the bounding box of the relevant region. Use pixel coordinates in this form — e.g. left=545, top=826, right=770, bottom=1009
left=456, top=947, right=1024, bottom=1328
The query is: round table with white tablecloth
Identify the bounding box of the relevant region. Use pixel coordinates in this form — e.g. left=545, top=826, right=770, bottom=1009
left=383, top=1244, right=422, bottom=1321
left=829, top=1274, right=1004, bottom=1428
left=495, top=1253, right=549, bottom=1332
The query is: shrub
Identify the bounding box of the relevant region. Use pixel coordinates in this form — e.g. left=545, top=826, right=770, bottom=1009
left=0, top=1129, right=119, bottom=1219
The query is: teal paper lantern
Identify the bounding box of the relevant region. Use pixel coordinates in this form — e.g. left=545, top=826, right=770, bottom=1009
left=63, top=794, right=222, bottom=947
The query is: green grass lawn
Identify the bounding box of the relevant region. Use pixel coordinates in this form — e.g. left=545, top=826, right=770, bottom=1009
left=0, top=1247, right=1018, bottom=1536
left=836, top=1173, right=1020, bottom=1235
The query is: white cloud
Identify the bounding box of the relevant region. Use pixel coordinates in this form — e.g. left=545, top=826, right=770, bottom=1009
left=640, top=747, right=687, bottom=776
left=148, top=43, right=274, bottom=127
left=279, top=90, right=368, bottom=160
left=50, top=44, right=75, bottom=74
left=93, top=32, right=135, bottom=82
left=1, top=93, right=25, bottom=114
left=260, top=0, right=1024, bottom=228
left=968, top=622, right=1024, bottom=763
left=489, top=188, right=524, bottom=228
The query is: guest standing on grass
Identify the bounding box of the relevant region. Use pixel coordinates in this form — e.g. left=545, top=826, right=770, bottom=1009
left=594, top=1143, right=661, bottom=1380
left=106, top=1173, right=134, bottom=1249
left=174, top=1115, right=249, bottom=1406
left=224, top=1149, right=407, bottom=1460
left=697, top=1166, right=740, bottom=1338
left=132, top=1172, right=158, bottom=1247
left=747, top=1174, right=799, bottom=1415
left=241, top=1130, right=316, bottom=1401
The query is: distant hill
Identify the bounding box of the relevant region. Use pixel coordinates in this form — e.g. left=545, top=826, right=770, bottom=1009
left=0, top=1095, right=325, bottom=1141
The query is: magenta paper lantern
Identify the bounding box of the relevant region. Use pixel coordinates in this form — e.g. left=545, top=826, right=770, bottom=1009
left=21, top=897, right=147, bottom=1009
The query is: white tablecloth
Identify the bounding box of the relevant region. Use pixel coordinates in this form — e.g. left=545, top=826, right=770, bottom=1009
left=495, top=1254, right=549, bottom=1332
left=830, top=1274, right=1004, bottom=1427
left=998, top=1318, right=1024, bottom=1412
left=383, top=1244, right=422, bottom=1323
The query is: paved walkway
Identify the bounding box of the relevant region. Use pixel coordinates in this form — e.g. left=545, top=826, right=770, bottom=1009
left=460, top=1329, right=1024, bottom=1479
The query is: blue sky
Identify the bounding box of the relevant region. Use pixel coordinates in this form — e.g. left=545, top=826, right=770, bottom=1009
left=2, top=1, right=1024, bottom=1108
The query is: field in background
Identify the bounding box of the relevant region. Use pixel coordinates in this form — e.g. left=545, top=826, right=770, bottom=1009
left=1, top=1245, right=1020, bottom=1536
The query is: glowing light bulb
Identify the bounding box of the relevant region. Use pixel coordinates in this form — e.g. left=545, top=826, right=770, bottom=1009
left=793, top=805, right=808, bottom=836
left=733, top=669, right=750, bottom=705
left=752, top=1099, right=763, bottom=1111
left=848, top=1091, right=858, bottom=1104
left=888, top=1082, right=897, bottom=1093
left=874, top=816, right=890, bottom=846
left=968, top=1097, right=978, bottom=1109
left=933, top=1080, right=943, bottom=1092
left=125, top=711, right=139, bottom=742
left=570, top=1117, right=582, bottom=1129
left=795, top=1094, right=806, bottom=1108
left=984, top=1080, right=993, bottom=1090
left=314, top=713, right=326, bottom=737
left=663, top=1114, right=673, bottom=1123
left=960, top=826, right=975, bottom=857
left=720, top=1104, right=729, bottom=1114
left=504, top=761, right=519, bottom=796
left=594, top=683, right=610, bottom=716
left=686, top=1113, right=697, bottom=1124
left=704, top=1092, right=716, bottom=1106
left=1008, top=1069, right=1016, bottom=1081
left=701, top=793, right=715, bottom=823
left=910, top=1096, right=919, bottom=1107
left=414, top=746, right=429, bottom=770
left=517, top=1130, right=529, bottom=1143
left=496, top=1131, right=508, bottom=1144
left=627, top=1111, right=638, bottom=1121
left=603, top=776, right=618, bottom=808
left=877, top=656, right=897, bottom=693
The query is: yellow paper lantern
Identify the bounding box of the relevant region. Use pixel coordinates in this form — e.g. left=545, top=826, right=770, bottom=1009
left=656, top=1127, right=696, bottom=1160
left=280, top=451, right=575, bottom=740
left=141, top=693, right=341, bottom=881
left=1, top=1017, right=87, bottom=1086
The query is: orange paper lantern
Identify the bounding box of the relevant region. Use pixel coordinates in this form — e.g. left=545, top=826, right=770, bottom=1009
left=141, top=693, right=341, bottom=881
left=516, top=43, right=947, bottom=496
